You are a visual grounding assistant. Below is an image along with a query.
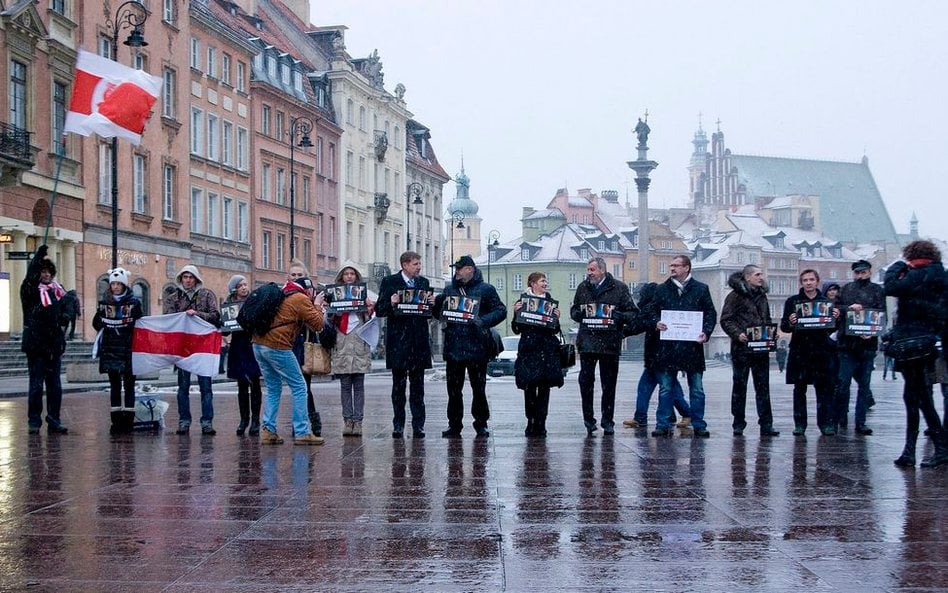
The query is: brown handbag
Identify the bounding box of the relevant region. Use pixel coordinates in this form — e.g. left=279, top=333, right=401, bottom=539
left=302, top=333, right=332, bottom=375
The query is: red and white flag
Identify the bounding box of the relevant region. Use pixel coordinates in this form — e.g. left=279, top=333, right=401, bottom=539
left=132, top=313, right=222, bottom=377
left=64, top=50, right=161, bottom=145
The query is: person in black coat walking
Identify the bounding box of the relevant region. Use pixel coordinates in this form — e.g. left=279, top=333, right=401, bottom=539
left=780, top=269, right=840, bottom=436
left=512, top=272, right=564, bottom=437
left=222, top=275, right=262, bottom=437
left=433, top=255, right=507, bottom=438
left=570, top=257, right=637, bottom=436
left=21, top=245, right=69, bottom=434
left=643, top=255, right=717, bottom=438
left=92, top=268, right=143, bottom=434
left=884, top=240, right=948, bottom=468
left=376, top=251, right=435, bottom=438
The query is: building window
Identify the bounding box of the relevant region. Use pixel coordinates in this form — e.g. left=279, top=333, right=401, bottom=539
left=613, top=263, right=620, bottom=278
left=346, top=99, right=353, bottom=124
left=9, top=61, right=27, bottom=129
left=206, top=47, right=217, bottom=78
left=280, top=63, right=290, bottom=86
left=345, top=151, right=353, bottom=185
left=301, top=176, right=310, bottom=212
left=221, top=53, right=231, bottom=85
left=261, top=105, right=271, bottom=136
left=660, top=262, right=668, bottom=275
left=262, top=231, right=271, bottom=268
left=316, top=137, right=324, bottom=175
left=206, top=114, right=219, bottom=161
left=207, top=192, right=219, bottom=236
left=133, top=155, right=147, bottom=213
left=52, top=80, right=67, bottom=156
left=236, top=61, right=246, bottom=92
left=275, top=111, right=284, bottom=143
left=315, top=213, right=323, bottom=253
left=276, top=168, right=286, bottom=205
left=266, top=55, right=276, bottom=79
left=237, top=201, right=249, bottom=242
left=359, top=106, right=366, bottom=131
left=190, top=38, right=200, bottom=70
left=629, top=259, right=636, bottom=269
left=221, top=120, right=233, bottom=165
left=190, top=107, right=203, bottom=155
left=162, top=68, right=176, bottom=118
left=302, top=239, right=312, bottom=270
left=236, top=126, right=248, bottom=170
left=329, top=217, right=336, bottom=257
left=276, top=234, right=285, bottom=269
left=358, top=157, right=366, bottom=189
left=513, top=274, right=523, bottom=291
left=190, top=187, right=203, bottom=232
left=598, top=240, right=605, bottom=251
left=261, top=164, right=271, bottom=200
left=521, top=248, right=530, bottom=261
left=51, top=0, right=66, bottom=15
left=162, top=0, right=174, bottom=23
left=134, top=53, right=146, bottom=71
left=98, top=36, right=113, bottom=58
left=98, top=143, right=113, bottom=204
left=568, top=273, right=578, bottom=290
left=293, top=70, right=303, bottom=92
left=162, top=164, right=175, bottom=220
left=328, top=143, right=336, bottom=179
left=496, top=277, right=504, bottom=290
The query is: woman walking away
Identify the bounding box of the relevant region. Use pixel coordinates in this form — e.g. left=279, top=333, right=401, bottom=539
left=512, top=272, right=564, bottom=437
left=223, top=275, right=262, bottom=436
left=327, top=264, right=375, bottom=437
left=884, top=240, right=948, bottom=468
left=92, top=268, right=143, bottom=435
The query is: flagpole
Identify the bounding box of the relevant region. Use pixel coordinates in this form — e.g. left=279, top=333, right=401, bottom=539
left=43, top=134, right=67, bottom=247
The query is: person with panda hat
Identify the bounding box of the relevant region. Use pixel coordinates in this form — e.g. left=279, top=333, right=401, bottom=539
left=92, top=267, right=143, bottom=434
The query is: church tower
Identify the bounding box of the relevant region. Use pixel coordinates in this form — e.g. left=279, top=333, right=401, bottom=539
left=446, top=162, right=482, bottom=264
left=688, top=115, right=709, bottom=207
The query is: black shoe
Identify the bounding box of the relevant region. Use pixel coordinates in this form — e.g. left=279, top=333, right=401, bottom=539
left=201, top=425, right=217, bottom=435
left=524, top=426, right=535, bottom=437
left=412, top=429, right=425, bottom=439
left=236, top=420, right=248, bottom=436
left=309, top=412, right=322, bottom=437
left=867, top=396, right=876, bottom=408
left=855, top=426, right=873, bottom=436
left=920, top=448, right=948, bottom=468
left=792, top=425, right=806, bottom=436
left=176, top=423, right=190, bottom=435
left=474, top=427, right=490, bottom=438
left=602, top=426, right=615, bottom=436
left=693, top=428, right=711, bottom=438
left=733, top=428, right=744, bottom=436
left=441, top=428, right=462, bottom=438
left=28, top=425, right=40, bottom=435
left=820, top=426, right=837, bottom=436
left=894, top=454, right=916, bottom=467
left=651, top=428, right=672, bottom=437
left=760, top=426, right=780, bottom=437
left=248, top=420, right=260, bottom=436
left=47, top=423, right=69, bottom=435
left=392, top=430, right=404, bottom=438
left=586, top=426, right=598, bottom=437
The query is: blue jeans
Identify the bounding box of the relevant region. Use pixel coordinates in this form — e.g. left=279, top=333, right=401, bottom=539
left=176, top=369, right=213, bottom=427
left=634, top=367, right=689, bottom=424
left=253, top=344, right=311, bottom=437
left=836, top=349, right=874, bottom=427
left=656, top=370, right=706, bottom=431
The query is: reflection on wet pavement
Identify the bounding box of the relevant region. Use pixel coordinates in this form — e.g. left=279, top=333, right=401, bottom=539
left=0, top=367, right=945, bottom=591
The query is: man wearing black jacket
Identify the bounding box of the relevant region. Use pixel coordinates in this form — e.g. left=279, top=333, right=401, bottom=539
left=434, top=255, right=507, bottom=438
left=835, top=260, right=886, bottom=434
left=570, top=257, right=637, bottom=436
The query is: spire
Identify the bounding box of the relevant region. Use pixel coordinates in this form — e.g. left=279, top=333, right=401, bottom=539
left=449, top=161, right=478, bottom=216
left=692, top=111, right=708, bottom=157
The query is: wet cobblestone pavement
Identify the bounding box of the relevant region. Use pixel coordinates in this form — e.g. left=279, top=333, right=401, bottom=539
left=0, top=364, right=946, bottom=592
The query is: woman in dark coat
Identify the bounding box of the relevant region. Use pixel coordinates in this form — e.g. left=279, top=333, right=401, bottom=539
left=512, top=272, right=564, bottom=437
left=884, top=240, right=947, bottom=468
left=92, top=268, right=143, bottom=434
left=223, top=275, right=262, bottom=436
left=780, top=269, right=839, bottom=436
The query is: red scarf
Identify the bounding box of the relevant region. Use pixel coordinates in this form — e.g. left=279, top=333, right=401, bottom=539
left=907, top=258, right=934, bottom=269
left=39, top=281, right=65, bottom=307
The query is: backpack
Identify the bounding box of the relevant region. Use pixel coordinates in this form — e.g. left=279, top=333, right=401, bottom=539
left=236, top=282, right=286, bottom=336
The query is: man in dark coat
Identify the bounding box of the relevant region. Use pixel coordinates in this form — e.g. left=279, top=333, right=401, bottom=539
left=376, top=251, right=435, bottom=438
left=720, top=265, right=779, bottom=437
left=433, top=255, right=507, bottom=438
left=780, top=269, right=840, bottom=436
left=20, top=245, right=69, bottom=434
left=644, top=255, right=717, bottom=438
left=570, top=257, right=637, bottom=436
left=835, top=259, right=886, bottom=434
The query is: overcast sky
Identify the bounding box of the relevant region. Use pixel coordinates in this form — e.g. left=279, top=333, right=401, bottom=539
left=311, top=0, right=948, bottom=249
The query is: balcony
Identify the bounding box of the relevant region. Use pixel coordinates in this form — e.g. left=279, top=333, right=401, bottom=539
left=0, top=122, right=34, bottom=186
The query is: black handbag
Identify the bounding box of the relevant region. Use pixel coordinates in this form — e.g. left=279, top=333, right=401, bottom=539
left=486, top=328, right=504, bottom=359
left=559, top=331, right=576, bottom=368
left=888, top=333, right=937, bottom=362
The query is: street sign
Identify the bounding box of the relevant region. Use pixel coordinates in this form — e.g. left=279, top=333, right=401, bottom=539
left=5, top=251, right=32, bottom=260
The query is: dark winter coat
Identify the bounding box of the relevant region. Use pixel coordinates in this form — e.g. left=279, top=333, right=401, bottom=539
left=434, top=268, right=507, bottom=362
left=162, top=284, right=221, bottom=327
left=376, top=272, right=433, bottom=371
left=222, top=294, right=261, bottom=382
left=643, top=276, right=717, bottom=374
left=20, top=245, right=67, bottom=357
left=569, top=272, right=637, bottom=356
left=780, top=289, right=836, bottom=385
left=884, top=260, right=946, bottom=366
left=92, top=290, right=143, bottom=374
left=632, top=283, right=662, bottom=368
left=720, top=271, right=772, bottom=365
left=512, top=291, right=564, bottom=390
left=836, top=278, right=886, bottom=352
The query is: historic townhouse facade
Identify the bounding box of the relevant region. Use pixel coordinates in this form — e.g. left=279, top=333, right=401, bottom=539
left=404, top=119, right=449, bottom=287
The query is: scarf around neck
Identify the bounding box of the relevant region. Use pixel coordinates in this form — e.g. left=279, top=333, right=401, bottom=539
left=39, top=281, right=65, bottom=307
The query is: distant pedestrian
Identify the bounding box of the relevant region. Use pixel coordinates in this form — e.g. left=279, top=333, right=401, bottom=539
left=60, top=289, right=81, bottom=340
left=222, top=274, right=262, bottom=436
left=775, top=340, right=788, bottom=373
left=92, top=268, right=143, bottom=435
left=880, top=333, right=897, bottom=380
left=21, top=245, right=69, bottom=435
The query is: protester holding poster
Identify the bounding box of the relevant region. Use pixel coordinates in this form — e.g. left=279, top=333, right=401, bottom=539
left=780, top=269, right=839, bottom=436
left=222, top=275, right=261, bottom=437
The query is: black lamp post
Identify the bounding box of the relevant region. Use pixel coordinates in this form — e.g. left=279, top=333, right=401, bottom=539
left=405, top=181, right=423, bottom=250
left=486, top=229, right=500, bottom=282
left=288, top=116, right=314, bottom=261
left=106, top=0, right=149, bottom=269
left=450, top=210, right=465, bottom=265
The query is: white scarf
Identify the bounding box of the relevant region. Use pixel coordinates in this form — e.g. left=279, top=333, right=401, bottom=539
left=39, top=281, right=65, bottom=307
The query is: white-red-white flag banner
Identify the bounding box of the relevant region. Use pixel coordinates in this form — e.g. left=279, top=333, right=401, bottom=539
left=64, top=50, right=161, bottom=145
left=132, top=313, right=221, bottom=377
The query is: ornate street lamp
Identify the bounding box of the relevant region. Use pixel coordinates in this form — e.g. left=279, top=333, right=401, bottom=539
left=106, top=0, right=149, bottom=269
left=406, top=182, right=423, bottom=250
left=288, top=116, right=314, bottom=261
left=486, top=229, right=500, bottom=282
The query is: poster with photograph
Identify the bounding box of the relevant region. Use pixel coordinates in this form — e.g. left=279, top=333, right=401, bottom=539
left=515, top=296, right=559, bottom=328
left=844, top=308, right=887, bottom=337
left=746, top=323, right=778, bottom=352
left=395, top=288, right=433, bottom=316
left=220, top=302, right=242, bottom=332
left=97, top=303, right=137, bottom=327
left=581, top=302, right=617, bottom=330
left=659, top=310, right=704, bottom=341
left=794, top=299, right=835, bottom=329
left=327, top=282, right=368, bottom=313
left=442, top=295, right=480, bottom=324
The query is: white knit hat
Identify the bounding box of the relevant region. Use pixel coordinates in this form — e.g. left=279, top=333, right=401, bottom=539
left=108, top=267, right=130, bottom=287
